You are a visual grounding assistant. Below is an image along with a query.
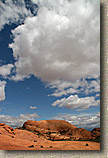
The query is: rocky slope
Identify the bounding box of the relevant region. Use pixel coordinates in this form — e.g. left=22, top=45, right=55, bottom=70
left=91, top=128, right=100, bottom=142
left=22, top=120, right=97, bottom=141
left=0, top=123, right=51, bottom=150
left=91, top=128, right=100, bottom=137
left=0, top=121, right=100, bottom=150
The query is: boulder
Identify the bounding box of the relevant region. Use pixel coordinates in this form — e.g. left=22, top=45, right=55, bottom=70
left=0, top=123, right=5, bottom=126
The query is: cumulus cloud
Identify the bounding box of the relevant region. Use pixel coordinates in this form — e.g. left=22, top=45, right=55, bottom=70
left=87, top=79, right=100, bottom=94
left=52, top=112, right=100, bottom=130
left=10, top=74, right=30, bottom=82
left=0, top=113, right=39, bottom=128
left=0, top=0, right=32, bottom=31
left=52, top=95, right=100, bottom=110
left=0, top=80, right=6, bottom=101
left=9, top=0, right=100, bottom=84
left=0, top=0, right=99, bottom=112
left=30, top=106, right=37, bottom=109
left=48, top=77, right=100, bottom=97
left=48, top=87, right=78, bottom=97
left=0, top=64, right=14, bottom=78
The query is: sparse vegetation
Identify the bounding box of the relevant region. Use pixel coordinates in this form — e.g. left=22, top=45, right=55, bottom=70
left=85, top=143, right=88, bottom=146
left=34, top=140, right=37, bottom=142
left=28, top=145, right=34, bottom=148
left=0, top=121, right=100, bottom=150
left=90, top=137, right=100, bottom=143
left=13, top=132, right=15, bottom=135
left=45, top=132, right=51, bottom=135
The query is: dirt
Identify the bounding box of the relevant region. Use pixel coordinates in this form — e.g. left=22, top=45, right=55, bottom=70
left=0, top=121, right=100, bottom=150
left=0, top=134, right=100, bottom=150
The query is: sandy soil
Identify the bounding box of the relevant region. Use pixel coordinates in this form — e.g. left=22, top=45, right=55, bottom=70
left=0, top=135, right=100, bottom=150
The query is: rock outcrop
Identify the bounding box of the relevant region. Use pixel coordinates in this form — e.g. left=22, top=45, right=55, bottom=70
left=0, top=122, right=50, bottom=150
left=0, top=121, right=100, bottom=150
left=0, top=123, right=14, bottom=136
left=22, top=120, right=96, bottom=141
left=91, top=128, right=100, bottom=140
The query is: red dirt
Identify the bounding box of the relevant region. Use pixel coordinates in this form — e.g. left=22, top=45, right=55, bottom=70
left=0, top=134, right=100, bottom=150
left=0, top=121, right=100, bottom=150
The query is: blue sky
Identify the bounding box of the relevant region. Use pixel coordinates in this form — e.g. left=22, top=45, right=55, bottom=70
left=0, top=0, right=100, bottom=130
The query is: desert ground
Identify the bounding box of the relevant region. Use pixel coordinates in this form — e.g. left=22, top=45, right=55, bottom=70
left=0, top=120, right=100, bottom=150
left=0, top=135, right=100, bottom=150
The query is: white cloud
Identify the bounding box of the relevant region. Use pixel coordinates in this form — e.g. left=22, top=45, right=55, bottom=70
left=48, top=87, right=78, bottom=97
left=0, top=64, right=14, bottom=78
left=0, top=81, right=6, bottom=102
left=0, top=113, right=39, bottom=128
left=0, top=0, right=100, bottom=112
left=87, top=80, right=100, bottom=94
left=0, top=0, right=32, bottom=31
left=48, top=77, right=100, bottom=97
left=30, top=106, right=37, bottom=109
left=47, top=80, right=73, bottom=90
left=52, top=95, right=99, bottom=110
left=52, top=112, right=100, bottom=130
left=10, top=74, right=30, bottom=82
left=9, top=0, right=100, bottom=84
left=20, top=113, right=38, bottom=119
left=95, top=93, right=100, bottom=98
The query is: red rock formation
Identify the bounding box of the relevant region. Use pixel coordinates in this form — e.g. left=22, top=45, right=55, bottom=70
left=66, top=128, right=95, bottom=140
left=91, top=128, right=100, bottom=139
left=0, top=122, right=50, bottom=150
left=0, top=123, right=14, bottom=136
left=22, top=120, right=96, bottom=141
left=23, top=120, right=77, bottom=132
left=0, top=122, right=100, bottom=150
left=0, top=123, right=5, bottom=126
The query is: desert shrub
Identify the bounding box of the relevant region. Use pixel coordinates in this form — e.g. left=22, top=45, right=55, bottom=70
left=28, top=145, right=34, bottom=148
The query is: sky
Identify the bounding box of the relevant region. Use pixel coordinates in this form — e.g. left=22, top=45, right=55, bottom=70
left=0, top=0, right=100, bottom=130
